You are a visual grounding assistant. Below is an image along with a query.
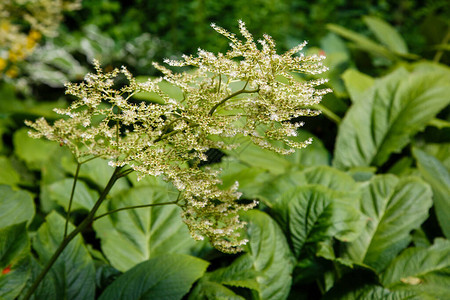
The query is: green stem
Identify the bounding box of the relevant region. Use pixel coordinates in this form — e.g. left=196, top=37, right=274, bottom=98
left=313, top=104, right=341, bottom=124
left=434, top=28, right=450, bottom=63
left=64, top=162, right=81, bottom=238
left=93, top=201, right=178, bottom=221
left=208, top=85, right=259, bottom=116
left=23, top=166, right=124, bottom=300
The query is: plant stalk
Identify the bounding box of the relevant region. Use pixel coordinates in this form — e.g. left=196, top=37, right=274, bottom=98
left=23, top=166, right=123, bottom=300
left=64, top=162, right=81, bottom=238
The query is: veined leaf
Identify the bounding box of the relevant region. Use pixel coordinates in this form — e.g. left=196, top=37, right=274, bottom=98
left=413, top=148, right=450, bottom=238
left=33, top=212, right=95, bottom=300
left=259, top=165, right=358, bottom=207
left=342, top=175, right=433, bottom=272
left=0, top=185, right=35, bottom=229
left=99, top=254, right=208, bottom=300
left=363, top=16, right=408, bottom=55
left=45, top=178, right=98, bottom=212
left=0, top=223, right=31, bottom=300
left=324, top=283, right=420, bottom=300
left=93, top=186, right=204, bottom=272
left=189, top=277, right=245, bottom=300
left=209, top=210, right=295, bottom=300
left=381, top=239, right=450, bottom=299
left=273, top=185, right=364, bottom=257
left=333, top=67, right=450, bottom=169
left=0, top=157, right=20, bottom=186
left=341, top=69, right=374, bottom=103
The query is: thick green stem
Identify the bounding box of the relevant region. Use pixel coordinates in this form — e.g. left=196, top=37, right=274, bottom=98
left=64, top=162, right=81, bottom=238
left=23, top=166, right=123, bottom=300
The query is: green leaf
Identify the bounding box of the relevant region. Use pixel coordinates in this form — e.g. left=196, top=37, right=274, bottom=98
left=61, top=157, right=130, bottom=196
left=0, top=157, right=20, bottom=186
left=45, top=178, right=98, bottom=211
left=326, top=24, right=396, bottom=60
left=33, top=212, right=95, bottom=300
left=0, top=223, right=31, bottom=300
left=99, top=254, right=208, bottom=300
left=13, top=128, right=59, bottom=170
left=259, top=165, right=358, bottom=207
left=413, top=148, right=450, bottom=238
left=333, top=67, right=450, bottom=169
left=341, top=69, right=374, bottom=103
left=363, top=16, right=408, bottom=55
left=209, top=210, right=295, bottom=300
left=381, top=239, right=450, bottom=299
left=0, top=185, right=35, bottom=229
left=93, top=186, right=203, bottom=272
left=19, top=257, right=57, bottom=300
left=219, top=210, right=295, bottom=299
left=273, top=185, right=364, bottom=257
left=324, top=283, right=420, bottom=300
left=189, top=277, right=246, bottom=300
left=223, top=130, right=329, bottom=175
left=342, top=175, right=433, bottom=272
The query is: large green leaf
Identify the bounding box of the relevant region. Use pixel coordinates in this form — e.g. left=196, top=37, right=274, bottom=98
left=0, top=223, right=31, bottom=300
left=342, top=175, right=433, bottom=272
left=13, top=128, right=59, bottom=170
left=326, top=24, right=397, bottom=60
left=324, top=283, right=420, bottom=300
left=0, top=157, right=20, bottom=186
left=381, top=239, right=450, bottom=299
left=413, top=148, right=450, bottom=238
left=259, top=165, right=358, bottom=207
left=45, top=178, right=98, bottom=211
left=0, top=185, right=35, bottom=229
left=333, top=67, right=450, bottom=169
left=363, top=16, right=408, bottom=55
left=188, top=277, right=245, bottom=300
left=19, top=257, right=57, bottom=300
left=33, top=212, right=95, bottom=300
left=273, top=185, right=364, bottom=257
left=341, top=69, right=374, bottom=103
left=93, top=186, right=203, bottom=272
left=223, top=130, right=329, bottom=175
left=99, top=254, right=208, bottom=300
left=209, top=210, right=295, bottom=300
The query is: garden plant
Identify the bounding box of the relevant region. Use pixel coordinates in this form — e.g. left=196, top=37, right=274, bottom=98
left=0, top=1, right=449, bottom=300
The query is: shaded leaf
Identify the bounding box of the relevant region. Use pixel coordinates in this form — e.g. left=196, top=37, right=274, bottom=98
left=46, top=178, right=98, bottom=211
left=189, top=277, right=245, bottom=300
left=93, top=186, right=204, bottom=272
left=342, top=175, right=433, bottom=272
left=0, top=157, right=20, bottom=186
left=33, top=212, right=95, bottom=300
left=413, top=148, right=450, bottom=238
left=209, top=210, right=295, bottom=300
left=0, top=223, right=31, bottom=300
left=0, top=185, right=34, bottom=229
left=99, top=254, right=208, bottom=300
left=273, top=185, right=364, bottom=257
left=381, top=239, right=450, bottom=299
left=333, top=68, right=450, bottom=169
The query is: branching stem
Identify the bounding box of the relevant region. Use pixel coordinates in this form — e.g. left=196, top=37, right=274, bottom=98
left=64, top=162, right=81, bottom=238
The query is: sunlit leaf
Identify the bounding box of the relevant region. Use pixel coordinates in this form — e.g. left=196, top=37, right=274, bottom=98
left=342, top=175, right=433, bottom=272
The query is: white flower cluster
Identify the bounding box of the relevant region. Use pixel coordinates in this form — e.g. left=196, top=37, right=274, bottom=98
left=26, top=21, right=331, bottom=253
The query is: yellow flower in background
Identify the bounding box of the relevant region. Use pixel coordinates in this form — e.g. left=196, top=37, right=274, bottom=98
left=0, top=58, right=6, bottom=71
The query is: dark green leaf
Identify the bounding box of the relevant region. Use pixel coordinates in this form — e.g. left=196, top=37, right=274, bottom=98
left=381, top=239, right=450, bottom=298
left=413, top=148, right=450, bottom=238
left=273, top=185, right=364, bottom=257
left=0, top=223, right=31, bottom=300
left=46, top=178, right=98, bottom=211
left=188, top=277, right=245, bottom=300
left=33, top=212, right=95, bottom=300
left=209, top=210, right=295, bottom=300
left=342, top=175, right=433, bottom=272
left=99, top=254, right=208, bottom=300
